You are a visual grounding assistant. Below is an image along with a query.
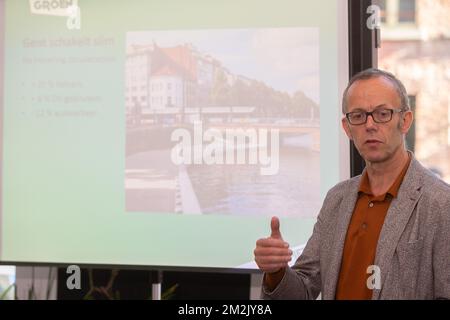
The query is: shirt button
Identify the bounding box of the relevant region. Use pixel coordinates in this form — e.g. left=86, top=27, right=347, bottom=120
left=362, top=223, right=368, bottom=229
left=369, top=202, right=374, bottom=208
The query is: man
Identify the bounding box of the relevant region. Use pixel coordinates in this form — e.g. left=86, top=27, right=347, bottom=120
left=254, top=68, right=450, bottom=299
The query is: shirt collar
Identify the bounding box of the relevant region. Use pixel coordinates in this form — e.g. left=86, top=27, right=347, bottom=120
left=358, top=153, right=411, bottom=199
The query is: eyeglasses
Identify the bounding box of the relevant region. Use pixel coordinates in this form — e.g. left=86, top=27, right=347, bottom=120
left=345, top=108, right=405, bottom=125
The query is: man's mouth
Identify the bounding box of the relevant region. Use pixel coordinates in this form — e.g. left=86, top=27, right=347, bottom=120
left=365, top=139, right=382, bottom=145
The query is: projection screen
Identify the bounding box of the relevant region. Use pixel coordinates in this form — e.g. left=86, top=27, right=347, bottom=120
left=0, top=0, right=349, bottom=270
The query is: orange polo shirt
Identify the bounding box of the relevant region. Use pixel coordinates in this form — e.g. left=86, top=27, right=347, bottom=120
left=335, top=156, right=411, bottom=300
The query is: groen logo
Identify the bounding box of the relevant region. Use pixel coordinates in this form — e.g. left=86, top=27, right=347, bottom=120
left=30, top=0, right=75, bottom=15
left=29, top=0, right=81, bottom=30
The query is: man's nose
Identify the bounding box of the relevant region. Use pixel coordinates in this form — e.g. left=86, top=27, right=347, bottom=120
left=365, top=114, right=377, bottom=129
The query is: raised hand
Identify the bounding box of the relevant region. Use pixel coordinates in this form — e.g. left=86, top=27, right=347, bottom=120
left=254, top=216, right=292, bottom=273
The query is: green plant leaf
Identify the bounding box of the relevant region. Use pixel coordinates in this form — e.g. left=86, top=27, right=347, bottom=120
left=0, top=283, right=15, bottom=300
left=161, top=283, right=178, bottom=300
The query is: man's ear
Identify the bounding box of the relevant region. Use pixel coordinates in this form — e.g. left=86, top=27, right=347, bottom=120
left=400, top=110, right=413, bottom=134
left=342, top=117, right=353, bottom=140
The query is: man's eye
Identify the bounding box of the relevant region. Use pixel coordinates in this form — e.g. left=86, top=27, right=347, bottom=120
left=377, top=110, right=390, bottom=117
left=351, top=113, right=363, bottom=120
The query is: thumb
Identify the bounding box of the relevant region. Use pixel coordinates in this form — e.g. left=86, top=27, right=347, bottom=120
left=270, top=216, right=283, bottom=239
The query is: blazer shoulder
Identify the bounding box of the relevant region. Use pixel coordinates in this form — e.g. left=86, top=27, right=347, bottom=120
left=326, top=175, right=361, bottom=199
left=413, top=163, right=450, bottom=224
left=319, top=175, right=361, bottom=212
left=418, top=165, right=450, bottom=200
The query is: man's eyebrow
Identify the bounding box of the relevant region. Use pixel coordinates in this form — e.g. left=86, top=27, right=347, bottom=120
left=349, top=104, right=388, bottom=112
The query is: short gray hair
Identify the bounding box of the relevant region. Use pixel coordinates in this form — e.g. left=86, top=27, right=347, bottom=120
left=342, top=68, right=411, bottom=114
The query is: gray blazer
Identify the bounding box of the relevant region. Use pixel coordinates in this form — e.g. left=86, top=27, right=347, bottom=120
left=262, top=156, right=450, bottom=299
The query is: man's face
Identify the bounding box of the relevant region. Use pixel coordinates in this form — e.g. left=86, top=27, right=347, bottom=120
left=341, top=77, right=413, bottom=164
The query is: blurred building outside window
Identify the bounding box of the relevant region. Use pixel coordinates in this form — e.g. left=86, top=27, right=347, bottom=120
left=376, top=0, right=450, bottom=182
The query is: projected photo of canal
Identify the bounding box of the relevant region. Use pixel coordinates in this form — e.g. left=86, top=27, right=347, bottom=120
left=124, top=28, right=320, bottom=218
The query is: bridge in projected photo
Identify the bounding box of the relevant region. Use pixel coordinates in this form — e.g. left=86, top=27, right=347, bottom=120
left=203, top=120, right=320, bottom=152
left=126, top=108, right=321, bottom=155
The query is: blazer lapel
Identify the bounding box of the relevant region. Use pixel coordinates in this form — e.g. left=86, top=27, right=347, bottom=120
left=371, top=158, right=424, bottom=299
left=322, top=177, right=360, bottom=299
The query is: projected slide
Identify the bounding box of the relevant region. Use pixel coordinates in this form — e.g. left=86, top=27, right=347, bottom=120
left=0, top=0, right=347, bottom=269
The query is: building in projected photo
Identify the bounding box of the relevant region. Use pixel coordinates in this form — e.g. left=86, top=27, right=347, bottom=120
left=125, top=42, right=247, bottom=124
left=125, top=41, right=319, bottom=125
